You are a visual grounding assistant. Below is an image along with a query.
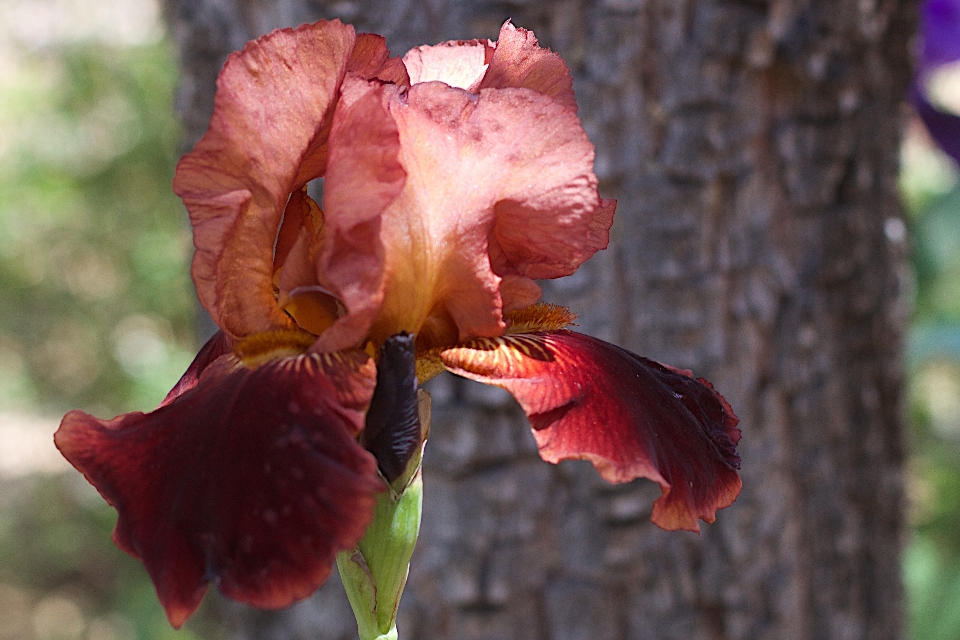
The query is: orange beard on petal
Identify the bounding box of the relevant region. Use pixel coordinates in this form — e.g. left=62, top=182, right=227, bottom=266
left=233, top=329, right=317, bottom=369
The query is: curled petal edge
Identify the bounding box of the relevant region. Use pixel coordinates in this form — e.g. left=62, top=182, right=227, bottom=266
left=476, top=21, right=578, bottom=113
left=173, top=20, right=357, bottom=339
left=160, top=331, right=232, bottom=407
left=440, top=329, right=741, bottom=532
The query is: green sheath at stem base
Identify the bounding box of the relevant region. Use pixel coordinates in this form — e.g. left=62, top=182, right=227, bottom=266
left=337, top=474, right=422, bottom=640
left=337, top=389, right=430, bottom=640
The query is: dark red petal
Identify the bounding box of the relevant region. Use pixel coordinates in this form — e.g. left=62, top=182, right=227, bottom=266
left=55, top=350, right=381, bottom=627
left=159, top=331, right=232, bottom=407
left=441, top=330, right=741, bottom=532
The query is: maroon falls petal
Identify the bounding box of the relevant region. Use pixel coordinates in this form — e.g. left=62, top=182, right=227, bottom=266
left=159, top=330, right=232, bottom=407
left=54, top=349, right=381, bottom=627
left=441, top=330, right=741, bottom=532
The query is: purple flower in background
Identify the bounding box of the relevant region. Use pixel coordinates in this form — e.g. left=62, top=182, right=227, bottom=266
left=922, top=0, right=960, bottom=68
left=914, top=0, right=960, bottom=164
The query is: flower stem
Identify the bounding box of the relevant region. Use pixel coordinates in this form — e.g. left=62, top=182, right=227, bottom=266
left=337, top=389, right=430, bottom=640
left=337, top=470, right=423, bottom=640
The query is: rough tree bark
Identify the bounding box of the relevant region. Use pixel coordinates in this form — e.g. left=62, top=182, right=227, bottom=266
left=162, top=1, right=915, bottom=639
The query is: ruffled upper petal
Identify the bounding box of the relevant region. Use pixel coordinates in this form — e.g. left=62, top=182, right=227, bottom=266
left=476, top=21, right=578, bottom=113
left=336, top=82, right=612, bottom=349
left=273, top=186, right=324, bottom=276
left=310, top=75, right=406, bottom=352
left=348, top=33, right=410, bottom=85
left=54, top=348, right=381, bottom=627
left=441, top=330, right=741, bottom=532
left=402, top=38, right=493, bottom=89
left=173, top=21, right=356, bottom=340
left=173, top=19, right=612, bottom=353
left=404, top=21, right=576, bottom=112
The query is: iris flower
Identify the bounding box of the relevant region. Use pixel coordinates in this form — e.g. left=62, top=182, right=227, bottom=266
left=54, top=20, right=742, bottom=629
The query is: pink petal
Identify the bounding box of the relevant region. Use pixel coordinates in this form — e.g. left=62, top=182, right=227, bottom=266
left=310, top=75, right=406, bottom=352
left=499, top=275, right=544, bottom=313
left=349, top=33, right=410, bottom=85
left=587, top=198, right=618, bottom=262
left=402, top=38, right=494, bottom=89
left=55, top=349, right=380, bottom=627
left=293, top=33, right=407, bottom=191
left=477, top=21, right=578, bottom=113
left=273, top=187, right=322, bottom=276
left=276, top=230, right=330, bottom=332
left=274, top=191, right=332, bottom=333
left=486, top=118, right=614, bottom=281
left=441, top=330, right=741, bottom=532
left=173, top=21, right=356, bottom=340
left=360, top=82, right=611, bottom=345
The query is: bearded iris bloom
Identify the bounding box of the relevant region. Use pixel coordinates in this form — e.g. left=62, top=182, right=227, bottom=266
left=55, top=20, right=742, bottom=629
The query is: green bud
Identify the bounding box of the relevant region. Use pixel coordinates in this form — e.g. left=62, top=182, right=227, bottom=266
left=337, top=390, right=431, bottom=640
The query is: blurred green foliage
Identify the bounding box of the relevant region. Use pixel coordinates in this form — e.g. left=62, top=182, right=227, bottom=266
left=902, top=122, right=960, bottom=639
left=0, top=38, right=197, bottom=418
left=0, top=21, right=220, bottom=640
left=0, top=474, right=223, bottom=640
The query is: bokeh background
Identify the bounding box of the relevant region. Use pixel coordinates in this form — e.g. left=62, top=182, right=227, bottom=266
left=1, top=0, right=959, bottom=638
left=0, top=1, right=213, bottom=638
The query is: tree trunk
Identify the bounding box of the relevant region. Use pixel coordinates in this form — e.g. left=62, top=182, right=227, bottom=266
left=163, top=1, right=915, bottom=638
